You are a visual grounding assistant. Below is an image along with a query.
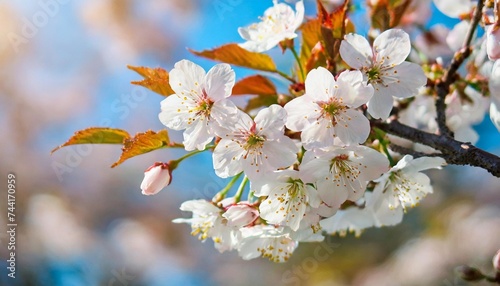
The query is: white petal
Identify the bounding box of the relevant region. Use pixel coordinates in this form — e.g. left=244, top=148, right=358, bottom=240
left=300, top=118, right=336, bottom=149
left=334, top=109, right=370, bottom=145
left=213, top=139, right=245, bottom=178
left=158, top=95, right=191, bottom=130
left=284, top=96, right=319, bottom=131
left=182, top=117, right=213, bottom=151
left=402, top=156, right=446, bottom=173
left=336, top=70, right=374, bottom=107
left=169, top=60, right=206, bottom=96
left=380, top=62, right=427, bottom=99
left=204, top=63, right=235, bottom=101
left=433, top=0, right=474, bottom=18
left=374, top=29, right=411, bottom=67
left=292, top=0, right=305, bottom=30
left=317, top=179, right=349, bottom=209
left=305, top=67, right=336, bottom=102
left=255, top=105, right=287, bottom=139
left=490, top=97, right=500, bottom=132
left=367, top=90, right=394, bottom=120
left=340, top=33, right=373, bottom=69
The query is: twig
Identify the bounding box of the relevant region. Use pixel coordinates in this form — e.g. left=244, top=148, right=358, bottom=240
left=372, top=119, right=500, bottom=177
left=434, top=0, right=485, bottom=136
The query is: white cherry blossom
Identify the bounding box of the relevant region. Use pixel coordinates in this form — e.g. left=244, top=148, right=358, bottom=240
left=487, top=25, right=500, bottom=60
left=173, top=199, right=238, bottom=253
left=238, top=0, right=304, bottom=53
left=256, top=170, right=321, bottom=231
left=300, top=146, right=389, bottom=209
left=213, top=105, right=299, bottom=181
left=238, top=225, right=297, bottom=262
left=373, top=155, right=446, bottom=212
left=159, top=60, right=237, bottom=151
left=284, top=67, right=374, bottom=148
left=340, top=29, right=428, bottom=120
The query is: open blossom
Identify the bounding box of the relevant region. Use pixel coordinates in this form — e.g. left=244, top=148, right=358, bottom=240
left=238, top=225, right=297, bottom=263
left=340, top=29, right=427, bottom=120
left=173, top=199, right=239, bottom=252
left=140, top=162, right=171, bottom=195
left=256, top=170, right=321, bottom=231
left=300, top=146, right=389, bottom=209
left=213, top=105, right=299, bottom=181
left=238, top=0, right=304, bottom=53
left=373, top=155, right=446, bottom=212
left=285, top=68, right=374, bottom=148
left=489, top=60, right=500, bottom=132
left=159, top=60, right=237, bottom=151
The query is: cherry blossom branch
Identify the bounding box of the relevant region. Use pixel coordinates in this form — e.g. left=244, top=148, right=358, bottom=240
left=434, top=0, right=485, bottom=136
left=372, top=119, right=500, bottom=177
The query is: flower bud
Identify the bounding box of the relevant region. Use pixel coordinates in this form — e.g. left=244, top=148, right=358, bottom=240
left=222, top=202, right=259, bottom=227
left=494, top=250, right=500, bottom=272
left=486, top=24, right=500, bottom=60
left=140, top=162, right=172, bottom=195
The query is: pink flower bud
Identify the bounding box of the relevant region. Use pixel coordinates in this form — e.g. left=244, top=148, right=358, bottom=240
left=487, top=24, right=500, bottom=60
left=140, top=162, right=171, bottom=195
left=494, top=249, right=500, bottom=272
left=222, top=202, right=259, bottom=227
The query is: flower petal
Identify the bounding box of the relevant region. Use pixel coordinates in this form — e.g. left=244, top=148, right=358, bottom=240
left=169, top=60, right=206, bottom=96
left=158, top=95, right=192, bottom=130
left=334, top=109, right=370, bottom=145
left=374, top=29, right=411, bottom=67
left=340, top=33, right=373, bottom=69
left=204, top=63, right=235, bottom=101
left=367, top=90, right=394, bottom=120
left=305, top=67, right=336, bottom=102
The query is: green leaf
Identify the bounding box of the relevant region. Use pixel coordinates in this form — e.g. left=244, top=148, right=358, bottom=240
left=232, top=75, right=277, bottom=96
left=111, top=129, right=171, bottom=168
left=128, top=65, right=174, bottom=96
left=51, top=127, right=130, bottom=153
left=189, top=44, right=278, bottom=72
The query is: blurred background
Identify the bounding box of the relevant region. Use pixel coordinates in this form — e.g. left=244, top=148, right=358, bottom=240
left=0, top=0, right=499, bottom=285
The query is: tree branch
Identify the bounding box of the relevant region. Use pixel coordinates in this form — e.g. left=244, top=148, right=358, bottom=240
left=434, top=0, right=485, bottom=136
left=373, top=119, right=500, bottom=177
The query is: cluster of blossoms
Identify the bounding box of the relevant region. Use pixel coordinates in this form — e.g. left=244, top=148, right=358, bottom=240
left=137, top=1, right=455, bottom=263
left=128, top=0, right=500, bottom=263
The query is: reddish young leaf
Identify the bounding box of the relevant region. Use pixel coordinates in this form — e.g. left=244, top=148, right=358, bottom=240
left=189, top=44, right=277, bottom=72
left=51, top=127, right=130, bottom=153
left=232, top=75, right=277, bottom=96
left=111, top=130, right=171, bottom=168
left=128, top=65, right=175, bottom=97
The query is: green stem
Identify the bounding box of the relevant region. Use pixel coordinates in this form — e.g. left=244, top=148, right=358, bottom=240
left=277, top=70, right=296, bottom=83
left=169, top=145, right=214, bottom=170
left=212, top=172, right=243, bottom=203
left=373, top=128, right=395, bottom=166
left=290, top=46, right=305, bottom=81
left=234, top=175, right=249, bottom=203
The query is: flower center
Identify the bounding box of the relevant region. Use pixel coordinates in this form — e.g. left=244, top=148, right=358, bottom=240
left=367, top=67, right=381, bottom=83
left=246, top=134, right=265, bottom=149
left=194, top=89, right=214, bottom=117
left=286, top=178, right=304, bottom=198
left=319, top=99, right=346, bottom=126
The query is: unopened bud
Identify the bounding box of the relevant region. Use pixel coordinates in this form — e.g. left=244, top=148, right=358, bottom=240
left=493, top=250, right=500, bottom=272
left=455, top=265, right=484, bottom=281
left=486, top=24, right=500, bottom=60
left=222, top=202, right=259, bottom=227
left=140, top=162, right=172, bottom=195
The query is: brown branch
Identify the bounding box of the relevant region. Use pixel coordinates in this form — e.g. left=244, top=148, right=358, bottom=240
left=434, top=0, right=485, bottom=136
left=373, top=119, right=500, bottom=177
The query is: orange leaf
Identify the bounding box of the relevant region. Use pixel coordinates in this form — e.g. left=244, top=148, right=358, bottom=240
left=232, top=75, right=277, bottom=96
left=128, top=65, right=174, bottom=97
left=189, top=44, right=277, bottom=72
left=51, top=127, right=130, bottom=153
left=112, top=129, right=171, bottom=168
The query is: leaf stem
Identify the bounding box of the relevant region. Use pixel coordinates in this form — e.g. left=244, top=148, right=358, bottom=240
left=234, top=175, right=249, bottom=203
left=290, top=46, right=305, bottom=81
left=169, top=145, right=214, bottom=170
left=212, top=172, right=243, bottom=203
left=277, top=70, right=297, bottom=83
